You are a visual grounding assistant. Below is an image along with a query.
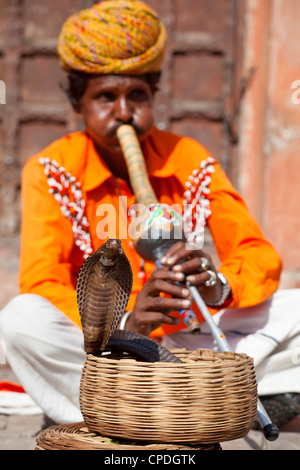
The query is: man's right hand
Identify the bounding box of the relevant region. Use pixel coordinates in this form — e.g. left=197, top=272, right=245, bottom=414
left=124, top=267, right=192, bottom=336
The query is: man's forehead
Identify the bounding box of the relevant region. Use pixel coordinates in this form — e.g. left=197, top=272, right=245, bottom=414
left=87, top=75, right=149, bottom=92
left=86, top=74, right=149, bottom=89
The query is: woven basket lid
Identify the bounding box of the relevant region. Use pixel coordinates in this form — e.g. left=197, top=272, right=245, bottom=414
left=35, top=422, right=221, bottom=450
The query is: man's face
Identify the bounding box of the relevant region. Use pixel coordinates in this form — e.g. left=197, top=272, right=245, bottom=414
left=78, top=74, right=155, bottom=154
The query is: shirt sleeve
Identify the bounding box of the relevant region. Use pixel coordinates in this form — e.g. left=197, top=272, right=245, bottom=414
left=19, top=158, right=81, bottom=328
left=208, top=160, right=282, bottom=308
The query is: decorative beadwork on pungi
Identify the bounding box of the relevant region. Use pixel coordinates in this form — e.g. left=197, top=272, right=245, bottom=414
left=143, top=203, right=182, bottom=230
left=39, top=157, right=93, bottom=259
left=182, top=157, right=215, bottom=247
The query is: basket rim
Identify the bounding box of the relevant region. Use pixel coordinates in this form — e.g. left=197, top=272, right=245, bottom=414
left=85, top=348, right=255, bottom=368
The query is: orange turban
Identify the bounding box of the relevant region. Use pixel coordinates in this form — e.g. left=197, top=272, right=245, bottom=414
left=57, top=0, right=167, bottom=75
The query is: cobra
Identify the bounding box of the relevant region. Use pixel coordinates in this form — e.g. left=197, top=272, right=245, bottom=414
left=76, top=238, right=182, bottom=363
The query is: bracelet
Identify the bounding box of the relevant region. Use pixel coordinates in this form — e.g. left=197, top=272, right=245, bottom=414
left=205, top=272, right=232, bottom=308
left=119, top=310, right=132, bottom=330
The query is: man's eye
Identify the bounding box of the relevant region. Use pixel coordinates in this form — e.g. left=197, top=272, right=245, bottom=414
left=130, top=89, right=149, bottom=101
left=95, top=92, right=115, bottom=102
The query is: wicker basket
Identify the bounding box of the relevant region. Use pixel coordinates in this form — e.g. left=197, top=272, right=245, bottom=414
left=79, top=348, right=257, bottom=445
left=35, top=422, right=222, bottom=450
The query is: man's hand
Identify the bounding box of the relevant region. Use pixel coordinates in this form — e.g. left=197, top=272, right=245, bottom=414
left=124, top=241, right=223, bottom=336
left=160, top=241, right=223, bottom=306
left=125, top=265, right=192, bottom=336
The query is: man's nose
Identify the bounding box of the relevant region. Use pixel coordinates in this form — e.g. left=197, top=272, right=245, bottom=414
left=114, top=96, right=133, bottom=123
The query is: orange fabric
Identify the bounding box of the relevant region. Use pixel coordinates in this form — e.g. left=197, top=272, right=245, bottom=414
left=19, top=127, right=282, bottom=337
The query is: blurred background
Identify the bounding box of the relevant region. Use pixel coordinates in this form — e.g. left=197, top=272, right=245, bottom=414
left=0, top=0, right=299, bottom=310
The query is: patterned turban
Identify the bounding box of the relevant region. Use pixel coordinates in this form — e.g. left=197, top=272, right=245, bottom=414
left=57, top=0, right=167, bottom=75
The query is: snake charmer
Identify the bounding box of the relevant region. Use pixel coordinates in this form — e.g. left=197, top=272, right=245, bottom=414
left=1, top=0, right=300, bottom=429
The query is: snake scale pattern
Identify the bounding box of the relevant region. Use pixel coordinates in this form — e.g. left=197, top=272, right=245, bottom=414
left=76, top=238, right=182, bottom=363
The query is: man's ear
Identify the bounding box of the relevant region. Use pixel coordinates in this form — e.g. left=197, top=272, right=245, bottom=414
left=71, top=102, right=83, bottom=120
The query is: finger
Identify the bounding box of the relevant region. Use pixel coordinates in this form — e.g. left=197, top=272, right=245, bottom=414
left=160, top=242, right=185, bottom=264
left=150, top=268, right=186, bottom=284
left=149, top=295, right=193, bottom=312
left=171, top=256, right=212, bottom=274
left=127, top=309, right=180, bottom=336
left=145, top=278, right=191, bottom=299
left=141, top=311, right=181, bottom=326
left=185, top=271, right=213, bottom=286
left=136, top=287, right=193, bottom=316
left=132, top=310, right=181, bottom=329
left=161, top=244, right=210, bottom=268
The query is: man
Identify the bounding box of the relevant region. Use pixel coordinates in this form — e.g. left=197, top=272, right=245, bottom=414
left=1, top=0, right=300, bottom=428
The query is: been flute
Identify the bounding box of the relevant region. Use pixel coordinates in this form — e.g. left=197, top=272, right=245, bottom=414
left=116, top=124, right=201, bottom=334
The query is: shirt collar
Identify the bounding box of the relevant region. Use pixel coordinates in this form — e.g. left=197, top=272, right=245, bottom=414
left=141, top=126, right=182, bottom=178
left=83, top=133, right=113, bottom=192
left=83, top=127, right=182, bottom=192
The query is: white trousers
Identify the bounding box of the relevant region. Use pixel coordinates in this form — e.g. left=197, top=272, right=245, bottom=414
left=0, top=294, right=85, bottom=424
left=0, top=290, right=300, bottom=424
left=162, top=289, right=300, bottom=396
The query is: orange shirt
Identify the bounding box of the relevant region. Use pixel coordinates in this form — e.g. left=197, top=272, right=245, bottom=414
left=19, top=127, right=282, bottom=337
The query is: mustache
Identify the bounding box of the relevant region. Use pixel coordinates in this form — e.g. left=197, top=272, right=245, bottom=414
left=107, top=121, right=144, bottom=137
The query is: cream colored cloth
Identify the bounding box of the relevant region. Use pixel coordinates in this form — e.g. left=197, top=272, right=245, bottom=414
left=162, top=289, right=300, bottom=396
left=0, top=294, right=84, bottom=423
left=0, top=391, right=43, bottom=415
left=0, top=289, right=300, bottom=423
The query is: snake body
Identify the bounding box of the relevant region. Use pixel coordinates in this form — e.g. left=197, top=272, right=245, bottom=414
left=77, top=238, right=182, bottom=363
